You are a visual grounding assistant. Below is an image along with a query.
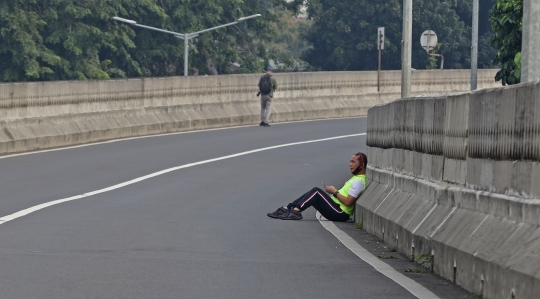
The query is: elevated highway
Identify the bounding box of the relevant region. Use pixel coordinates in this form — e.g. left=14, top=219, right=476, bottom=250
left=0, top=117, right=470, bottom=299
left=4, top=70, right=536, bottom=298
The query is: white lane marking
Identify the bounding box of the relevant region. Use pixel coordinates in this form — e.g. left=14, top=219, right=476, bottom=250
left=0, top=117, right=366, bottom=160
left=0, top=134, right=365, bottom=225
left=317, top=212, right=441, bottom=299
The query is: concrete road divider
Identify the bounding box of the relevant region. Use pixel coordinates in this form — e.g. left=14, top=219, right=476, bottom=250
left=360, top=81, right=540, bottom=298
left=0, top=70, right=498, bottom=155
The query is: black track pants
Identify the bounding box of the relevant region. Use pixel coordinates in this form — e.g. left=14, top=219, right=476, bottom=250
left=289, top=187, right=350, bottom=222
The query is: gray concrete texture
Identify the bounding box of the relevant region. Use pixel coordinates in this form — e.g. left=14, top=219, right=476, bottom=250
left=521, top=0, right=540, bottom=82
left=360, top=80, right=540, bottom=298
left=0, top=70, right=498, bottom=155
left=366, top=81, right=540, bottom=198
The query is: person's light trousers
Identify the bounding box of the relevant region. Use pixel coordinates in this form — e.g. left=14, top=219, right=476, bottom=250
left=260, top=94, right=273, bottom=123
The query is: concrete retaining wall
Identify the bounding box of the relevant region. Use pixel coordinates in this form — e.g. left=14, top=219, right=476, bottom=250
left=0, top=70, right=498, bottom=155
left=359, top=81, right=540, bottom=298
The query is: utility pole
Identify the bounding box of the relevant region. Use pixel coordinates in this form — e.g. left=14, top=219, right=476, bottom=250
left=521, top=0, right=540, bottom=82
left=184, top=35, right=190, bottom=78
left=401, top=0, right=412, bottom=99
left=471, top=0, right=479, bottom=90
left=378, top=27, right=385, bottom=92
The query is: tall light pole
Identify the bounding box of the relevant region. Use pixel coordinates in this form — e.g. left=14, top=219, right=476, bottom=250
left=471, top=0, right=479, bottom=90
left=521, top=0, right=540, bottom=82
left=113, top=14, right=261, bottom=76
left=401, top=0, right=413, bottom=99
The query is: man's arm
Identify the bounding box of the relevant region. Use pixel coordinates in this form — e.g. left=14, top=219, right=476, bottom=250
left=334, top=193, right=357, bottom=207
left=272, top=77, right=278, bottom=90
left=324, top=186, right=356, bottom=206
left=324, top=180, right=365, bottom=207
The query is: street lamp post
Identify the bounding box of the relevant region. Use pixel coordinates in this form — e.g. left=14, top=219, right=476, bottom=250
left=522, top=0, right=540, bottom=82
left=401, top=0, right=413, bottom=99
left=471, top=0, right=479, bottom=90
left=113, top=14, right=261, bottom=76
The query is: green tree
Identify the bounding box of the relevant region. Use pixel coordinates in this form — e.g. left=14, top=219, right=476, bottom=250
left=478, top=0, right=498, bottom=68
left=301, top=0, right=402, bottom=71
left=43, top=0, right=166, bottom=80
left=124, top=0, right=288, bottom=76
left=300, top=0, right=487, bottom=71
left=490, top=0, right=522, bottom=85
left=301, top=0, right=470, bottom=71
left=255, top=6, right=313, bottom=72
left=412, top=0, right=470, bottom=69
left=0, top=0, right=60, bottom=81
left=0, top=0, right=296, bottom=81
left=0, top=0, right=164, bottom=81
left=447, top=0, right=498, bottom=68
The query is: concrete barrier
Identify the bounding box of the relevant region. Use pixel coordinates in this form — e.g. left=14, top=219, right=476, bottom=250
left=0, top=70, right=498, bottom=155
left=360, top=81, right=540, bottom=298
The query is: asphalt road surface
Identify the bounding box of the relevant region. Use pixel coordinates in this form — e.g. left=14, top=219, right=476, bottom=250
left=0, top=118, right=465, bottom=299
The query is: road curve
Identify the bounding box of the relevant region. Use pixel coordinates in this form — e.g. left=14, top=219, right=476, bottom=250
left=0, top=117, right=419, bottom=299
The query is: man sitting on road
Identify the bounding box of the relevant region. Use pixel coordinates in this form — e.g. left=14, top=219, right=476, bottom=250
left=267, top=152, right=367, bottom=221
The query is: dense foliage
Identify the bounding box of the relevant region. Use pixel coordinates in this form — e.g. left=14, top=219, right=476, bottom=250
left=258, top=8, right=313, bottom=71
left=292, top=0, right=497, bottom=71
left=0, top=0, right=509, bottom=82
left=0, top=0, right=296, bottom=81
left=490, top=0, right=523, bottom=85
left=0, top=0, right=163, bottom=81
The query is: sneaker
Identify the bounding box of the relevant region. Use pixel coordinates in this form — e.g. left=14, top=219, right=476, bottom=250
left=267, top=207, right=288, bottom=218
left=263, top=122, right=271, bottom=127
left=259, top=122, right=265, bottom=126
left=279, top=209, right=303, bottom=220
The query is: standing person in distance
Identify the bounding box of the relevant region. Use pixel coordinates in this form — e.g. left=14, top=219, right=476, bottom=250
left=258, top=66, right=278, bottom=127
